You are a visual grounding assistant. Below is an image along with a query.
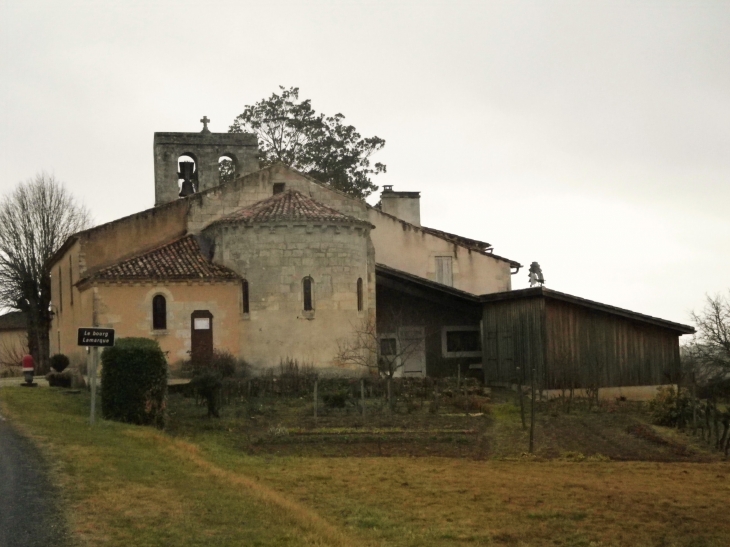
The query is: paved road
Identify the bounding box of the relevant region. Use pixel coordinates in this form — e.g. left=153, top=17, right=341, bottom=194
left=0, top=413, right=69, bottom=547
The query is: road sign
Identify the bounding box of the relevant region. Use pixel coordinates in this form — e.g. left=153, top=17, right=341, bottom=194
left=77, top=328, right=115, bottom=347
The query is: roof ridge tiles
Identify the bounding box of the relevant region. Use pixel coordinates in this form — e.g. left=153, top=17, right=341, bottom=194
left=207, top=189, right=370, bottom=227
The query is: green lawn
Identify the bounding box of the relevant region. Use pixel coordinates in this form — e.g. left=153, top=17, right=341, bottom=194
left=2, top=386, right=729, bottom=547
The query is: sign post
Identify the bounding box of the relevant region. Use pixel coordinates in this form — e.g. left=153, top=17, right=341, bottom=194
left=77, top=328, right=115, bottom=425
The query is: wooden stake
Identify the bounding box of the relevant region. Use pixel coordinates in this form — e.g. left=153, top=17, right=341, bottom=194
left=529, top=367, right=536, bottom=454
left=387, top=377, right=392, bottom=414
left=517, top=366, right=526, bottom=430
left=691, top=374, right=697, bottom=436
left=313, top=377, right=318, bottom=421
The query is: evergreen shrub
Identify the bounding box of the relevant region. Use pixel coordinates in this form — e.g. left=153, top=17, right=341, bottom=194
left=649, top=386, right=691, bottom=428
left=50, top=353, right=70, bottom=372
left=101, top=337, right=167, bottom=428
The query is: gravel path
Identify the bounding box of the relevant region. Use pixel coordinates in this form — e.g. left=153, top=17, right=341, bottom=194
left=0, top=414, right=69, bottom=547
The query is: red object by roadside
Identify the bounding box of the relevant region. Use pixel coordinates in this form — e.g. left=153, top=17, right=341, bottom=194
left=22, top=354, right=34, bottom=372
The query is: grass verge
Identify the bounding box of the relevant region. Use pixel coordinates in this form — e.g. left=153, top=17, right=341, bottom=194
left=2, top=386, right=730, bottom=547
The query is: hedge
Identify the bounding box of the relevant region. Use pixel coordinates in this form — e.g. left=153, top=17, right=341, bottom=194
left=101, top=337, right=167, bottom=428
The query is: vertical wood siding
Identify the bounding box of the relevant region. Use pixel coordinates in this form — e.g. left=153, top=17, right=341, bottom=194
left=482, top=296, right=681, bottom=389
left=545, top=299, right=680, bottom=388
left=482, top=297, right=545, bottom=386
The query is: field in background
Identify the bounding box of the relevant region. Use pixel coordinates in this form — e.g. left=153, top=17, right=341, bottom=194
left=1, top=386, right=729, bottom=547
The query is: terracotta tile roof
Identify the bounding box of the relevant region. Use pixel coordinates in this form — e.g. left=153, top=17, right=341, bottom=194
left=208, top=190, right=367, bottom=227
left=87, top=235, right=238, bottom=282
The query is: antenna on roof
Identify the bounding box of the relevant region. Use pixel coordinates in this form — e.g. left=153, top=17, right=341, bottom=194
left=528, top=262, right=545, bottom=287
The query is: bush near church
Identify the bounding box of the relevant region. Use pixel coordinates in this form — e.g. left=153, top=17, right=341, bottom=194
left=101, top=338, right=167, bottom=428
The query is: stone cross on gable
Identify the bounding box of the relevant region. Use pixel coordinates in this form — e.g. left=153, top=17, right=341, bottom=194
left=200, top=116, right=211, bottom=134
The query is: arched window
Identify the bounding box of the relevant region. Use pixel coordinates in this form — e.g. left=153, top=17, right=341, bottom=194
left=241, top=279, right=250, bottom=314
left=152, top=295, right=167, bottom=330
left=303, top=277, right=314, bottom=311
left=177, top=154, right=198, bottom=197
left=357, top=278, right=363, bottom=311
left=218, top=154, right=237, bottom=184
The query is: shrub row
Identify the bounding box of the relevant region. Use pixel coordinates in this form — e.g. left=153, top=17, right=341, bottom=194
left=101, top=338, right=167, bottom=428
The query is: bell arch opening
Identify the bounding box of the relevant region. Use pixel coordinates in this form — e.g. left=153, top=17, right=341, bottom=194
left=218, top=153, right=238, bottom=184
left=177, top=153, right=198, bottom=197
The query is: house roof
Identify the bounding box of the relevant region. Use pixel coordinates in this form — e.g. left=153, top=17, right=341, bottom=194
left=207, top=189, right=371, bottom=228
left=0, top=311, right=27, bottom=331
left=479, top=287, right=696, bottom=334
left=82, top=235, right=239, bottom=283
left=419, top=226, right=491, bottom=252
left=376, top=263, right=480, bottom=302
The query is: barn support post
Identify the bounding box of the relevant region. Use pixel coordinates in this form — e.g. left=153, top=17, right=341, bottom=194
left=691, top=373, right=697, bottom=436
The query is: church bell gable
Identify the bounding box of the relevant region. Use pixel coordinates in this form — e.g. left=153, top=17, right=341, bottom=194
left=153, top=117, right=260, bottom=206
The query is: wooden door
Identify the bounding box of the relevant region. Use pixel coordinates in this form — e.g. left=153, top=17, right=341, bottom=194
left=399, top=326, right=426, bottom=377
left=191, top=310, right=213, bottom=365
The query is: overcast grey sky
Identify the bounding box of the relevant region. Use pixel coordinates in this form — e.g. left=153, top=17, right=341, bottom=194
left=1, top=0, right=728, bottom=327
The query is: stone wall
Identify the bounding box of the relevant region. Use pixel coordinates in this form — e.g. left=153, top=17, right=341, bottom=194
left=154, top=132, right=259, bottom=206
left=205, top=220, right=375, bottom=371
left=51, top=281, right=242, bottom=368
left=368, top=208, right=512, bottom=295
left=187, top=164, right=370, bottom=233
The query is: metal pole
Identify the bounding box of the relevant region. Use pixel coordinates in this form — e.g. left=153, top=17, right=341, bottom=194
left=90, top=347, right=98, bottom=425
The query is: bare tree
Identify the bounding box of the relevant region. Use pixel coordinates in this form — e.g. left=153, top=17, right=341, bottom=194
left=0, top=173, right=91, bottom=373
left=336, top=313, right=426, bottom=379
left=689, top=292, right=730, bottom=382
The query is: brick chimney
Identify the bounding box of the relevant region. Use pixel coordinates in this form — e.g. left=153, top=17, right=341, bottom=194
left=380, top=186, right=421, bottom=226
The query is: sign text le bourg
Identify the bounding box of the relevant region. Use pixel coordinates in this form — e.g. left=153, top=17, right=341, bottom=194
left=77, top=328, right=115, bottom=347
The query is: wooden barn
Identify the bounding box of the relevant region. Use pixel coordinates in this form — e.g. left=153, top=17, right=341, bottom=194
left=480, top=287, right=695, bottom=390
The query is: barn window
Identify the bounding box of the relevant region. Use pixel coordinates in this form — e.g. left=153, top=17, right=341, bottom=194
left=152, top=295, right=167, bottom=330
left=442, top=326, right=482, bottom=358
left=273, top=183, right=286, bottom=195
left=380, top=337, right=397, bottom=356
left=435, top=256, right=453, bottom=286
left=303, top=277, right=314, bottom=311
left=357, top=278, right=363, bottom=311
left=241, top=279, right=250, bottom=314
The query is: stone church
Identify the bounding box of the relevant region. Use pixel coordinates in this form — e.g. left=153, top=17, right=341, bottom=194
left=48, top=121, right=693, bottom=387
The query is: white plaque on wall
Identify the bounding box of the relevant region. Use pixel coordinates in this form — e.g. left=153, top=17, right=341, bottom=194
left=194, top=318, right=210, bottom=330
